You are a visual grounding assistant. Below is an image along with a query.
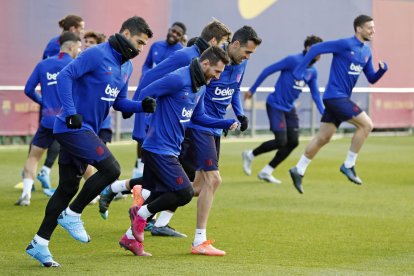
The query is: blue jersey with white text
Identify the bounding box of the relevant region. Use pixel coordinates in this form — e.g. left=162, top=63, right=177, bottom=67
left=188, top=60, right=247, bottom=136
left=250, top=53, right=324, bottom=114
left=138, top=66, right=236, bottom=157
left=25, top=52, right=73, bottom=128
left=133, top=45, right=201, bottom=100
left=293, top=36, right=387, bottom=100
left=55, top=42, right=143, bottom=134
left=42, top=35, right=60, bottom=60
left=141, top=40, right=183, bottom=78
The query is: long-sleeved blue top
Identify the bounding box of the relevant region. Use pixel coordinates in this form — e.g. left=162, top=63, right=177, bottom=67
left=42, top=35, right=60, bottom=60
left=249, top=53, right=324, bottom=114
left=293, top=36, right=388, bottom=100
left=55, top=42, right=144, bottom=134
left=132, top=45, right=201, bottom=100
left=138, top=65, right=236, bottom=157
left=141, top=40, right=183, bottom=79
left=188, top=60, right=247, bottom=135
left=25, top=52, right=74, bottom=128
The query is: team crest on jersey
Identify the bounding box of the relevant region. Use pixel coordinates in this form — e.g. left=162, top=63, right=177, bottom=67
left=176, top=176, right=183, bottom=185
left=236, top=74, right=242, bottom=83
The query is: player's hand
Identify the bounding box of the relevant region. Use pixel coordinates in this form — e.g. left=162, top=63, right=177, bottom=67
left=122, top=112, right=133, bottom=119
left=141, top=97, right=156, bottom=113
left=379, top=61, right=388, bottom=71
left=237, top=115, right=249, bottom=131
left=293, top=79, right=305, bottom=88
left=244, top=91, right=253, bottom=101
left=65, top=114, right=82, bottom=129
left=228, top=121, right=239, bottom=131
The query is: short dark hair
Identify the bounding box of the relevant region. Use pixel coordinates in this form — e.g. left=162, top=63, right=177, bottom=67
left=304, top=35, right=323, bottom=49
left=84, top=31, right=106, bottom=44
left=231, top=26, right=262, bottom=46
left=120, top=16, right=153, bottom=38
left=58, top=15, right=83, bottom=31
left=172, top=21, right=187, bottom=34
left=200, top=45, right=230, bottom=66
left=59, top=31, right=80, bottom=46
left=200, top=20, right=231, bottom=43
left=353, top=14, right=373, bottom=32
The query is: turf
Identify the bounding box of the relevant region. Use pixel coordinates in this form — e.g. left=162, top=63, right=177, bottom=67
left=0, top=136, right=413, bottom=275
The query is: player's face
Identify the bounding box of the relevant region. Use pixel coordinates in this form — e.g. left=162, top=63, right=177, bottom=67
left=166, top=25, right=185, bottom=45
left=204, top=60, right=226, bottom=84
left=230, top=40, right=258, bottom=64
left=84, top=37, right=98, bottom=49
left=358, top=21, right=375, bottom=41
left=217, top=35, right=230, bottom=47
left=128, top=33, right=149, bottom=55
left=72, top=21, right=85, bottom=37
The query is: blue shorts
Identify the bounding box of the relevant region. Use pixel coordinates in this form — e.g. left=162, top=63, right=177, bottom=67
left=132, top=113, right=146, bottom=144
left=55, top=130, right=113, bottom=174
left=98, top=128, right=112, bottom=144
left=32, top=126, right=56, bottom=149
left=321, top=98, right=363, bottom=128
left=267, top=104, right=299, bottom=132
left=185, top=128, right=220, bottom=171
left=142, top=149, right=191, bottom=193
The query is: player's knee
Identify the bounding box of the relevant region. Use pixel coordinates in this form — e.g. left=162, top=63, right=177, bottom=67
left=96, top=156, right=121, bottom=181
left=208, top=171, right=222, bottom=189
left=287, top=138, right=299, bottom=150
left=274, top=134, right=288, bottom=148
left=365, top=120, right=374, bottom=134
left=175, top=186, right=194, bottom=206
left=316, top=134, right=331, bottom=146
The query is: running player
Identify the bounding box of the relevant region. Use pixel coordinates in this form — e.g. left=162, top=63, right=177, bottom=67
left=242, top=35, right=324, bottom=184
left=289, top=15, right=388, bottom=194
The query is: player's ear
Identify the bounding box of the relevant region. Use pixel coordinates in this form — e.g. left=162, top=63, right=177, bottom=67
left=121, top=29, right=131, bottom=39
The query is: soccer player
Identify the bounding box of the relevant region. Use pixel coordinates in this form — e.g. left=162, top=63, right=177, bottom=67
left=178, top=26, right=261, bottom=256
left=37, top=14, right=85, bottom=191
left=43, top=14, right=85, bottom=59
left=120, top=46, right=238, bottom=256
left=25, top=16, right=155, bottom=267
left=242, top=35, right=324, bottom=184
left=100, top=20, right=231, bottom=232
left=132, top=22, right=187, bottom=179
left=15, top=32, right=81, bottom=206
left=42, top=30, right=111, bottom=200
left=83, top=31, right=106, bottom=50
left=289, top=15, right=388, bottom=194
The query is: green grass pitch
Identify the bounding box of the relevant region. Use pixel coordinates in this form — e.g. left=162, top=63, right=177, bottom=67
left=0, top=135, right=413, bottom=275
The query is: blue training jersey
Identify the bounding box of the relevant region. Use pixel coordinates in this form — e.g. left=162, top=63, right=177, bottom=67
left=101, top=114, right=112, bottom=130
left=250, top=53, right=324, bottom=114
left=55, top=42, right=144, bottom=134
left=188, top=60, right=247, bottom=136
left=138, top=66, right=236, bottom=157
left=133, top=45, right=201, bottom=100
left=141, top=40, right=183, bottom=79
left=42, top=35, right=60, bottom=60
left=25, top=52, right=74, bottom=129
left=293, top=36, right=387, bottom=100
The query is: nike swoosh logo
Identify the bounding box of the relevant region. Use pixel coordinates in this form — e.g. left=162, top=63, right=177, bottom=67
left=238, top=0, right=278, bottom=19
